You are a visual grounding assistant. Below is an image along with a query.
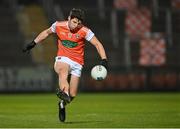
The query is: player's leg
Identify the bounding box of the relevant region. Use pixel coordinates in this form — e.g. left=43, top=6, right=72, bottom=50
left=57, top=75, right=79, bottom=122
left=54, top=61, right=71, bottom=103
left=68, top=61, right=82, bottom=102
left=54, top=61, right=70, bottom=122
left=69, top=75, right=80, bottom=101
left=54, top=61, right=69, bottom=93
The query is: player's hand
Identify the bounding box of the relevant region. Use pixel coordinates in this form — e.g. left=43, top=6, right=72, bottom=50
left=22, top=40, right=36, bottom=53
left=100, top=59, right=108, bottom=70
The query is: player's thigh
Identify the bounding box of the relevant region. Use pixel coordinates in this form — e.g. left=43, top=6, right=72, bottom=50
left=54, top=61, right=69, bottom=79
left=69, top=75, right=80, bottom=96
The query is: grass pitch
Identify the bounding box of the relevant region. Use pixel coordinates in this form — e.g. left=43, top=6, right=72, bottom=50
left=0, top=92, right=180, bottom=128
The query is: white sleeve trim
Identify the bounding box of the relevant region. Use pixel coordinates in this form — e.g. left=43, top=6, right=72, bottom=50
left=50, top=22, right=57, bottom=33
left=85, top=29, right=94, bottom=41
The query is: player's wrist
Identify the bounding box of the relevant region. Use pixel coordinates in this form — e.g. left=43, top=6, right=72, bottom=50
left=100, top=59, right=108, bottom=70
left=32, top=40, right=37, bottom=45
left=101, top=58, right=107, bottom=61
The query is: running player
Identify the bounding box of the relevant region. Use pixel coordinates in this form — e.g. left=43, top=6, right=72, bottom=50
left=23, top=8, right=108, bottom=122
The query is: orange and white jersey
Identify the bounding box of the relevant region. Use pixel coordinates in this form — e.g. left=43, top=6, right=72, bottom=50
left=51, top=21, right=94, bottom=65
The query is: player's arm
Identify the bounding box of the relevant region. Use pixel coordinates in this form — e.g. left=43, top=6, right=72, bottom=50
left=22, top=27, right=53, bottom=52
left=89, top=36, right=108, bottom=69
left=34, top=28, right=53, bottom=43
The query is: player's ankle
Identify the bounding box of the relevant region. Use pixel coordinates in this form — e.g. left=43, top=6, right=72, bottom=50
left=70, top=96, right=75, bottom=101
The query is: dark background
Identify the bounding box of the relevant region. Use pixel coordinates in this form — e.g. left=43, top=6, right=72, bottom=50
left=0, top=0, right=180, bottom=92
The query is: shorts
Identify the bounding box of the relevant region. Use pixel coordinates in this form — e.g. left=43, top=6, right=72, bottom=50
left=55, top=56, right=83, bottom=77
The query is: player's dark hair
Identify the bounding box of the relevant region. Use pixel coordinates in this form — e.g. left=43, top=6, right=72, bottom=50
left=69, top=8, right=85, bottom=22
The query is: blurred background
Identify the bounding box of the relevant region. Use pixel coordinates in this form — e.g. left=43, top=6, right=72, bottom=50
left=0, top=0, right=180, bottom=93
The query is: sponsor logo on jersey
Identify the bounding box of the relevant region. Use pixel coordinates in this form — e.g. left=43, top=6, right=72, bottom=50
left=61, top=40, right=78, bottom=48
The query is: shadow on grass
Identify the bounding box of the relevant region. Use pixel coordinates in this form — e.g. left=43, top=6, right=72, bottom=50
left=64, top=120, right=110, bottom=124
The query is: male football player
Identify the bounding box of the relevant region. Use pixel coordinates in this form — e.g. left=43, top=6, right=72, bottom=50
left=23, top=8, right=108, bottom=122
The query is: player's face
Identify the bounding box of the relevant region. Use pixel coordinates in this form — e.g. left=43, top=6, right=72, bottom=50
left=68, top=18, right=82, bottom=31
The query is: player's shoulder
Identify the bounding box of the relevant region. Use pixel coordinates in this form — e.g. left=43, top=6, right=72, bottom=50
left=81, top=25, right=90, bottom=33
left=56, top=20, right=68, bottom=27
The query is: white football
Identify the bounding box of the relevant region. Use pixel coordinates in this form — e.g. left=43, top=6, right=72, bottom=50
left=91, top=65, right=107, bottom=81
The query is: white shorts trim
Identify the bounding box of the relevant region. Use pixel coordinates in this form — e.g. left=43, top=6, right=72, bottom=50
left=55, top=56, right=83, bottom=77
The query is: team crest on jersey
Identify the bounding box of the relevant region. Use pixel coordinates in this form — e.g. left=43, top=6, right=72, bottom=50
left=68, top=33, right=73, bottom=38
left=75, top=34, right=80, bottom=39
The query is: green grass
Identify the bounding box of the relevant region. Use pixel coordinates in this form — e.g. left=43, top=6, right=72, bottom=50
left=0, top=92, right=180, bottom=128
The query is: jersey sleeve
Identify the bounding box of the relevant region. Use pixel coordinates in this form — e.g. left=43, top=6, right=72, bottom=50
left=50, top=22, right=57, bottom=33
left=85, top=29, right=95, bottom=41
